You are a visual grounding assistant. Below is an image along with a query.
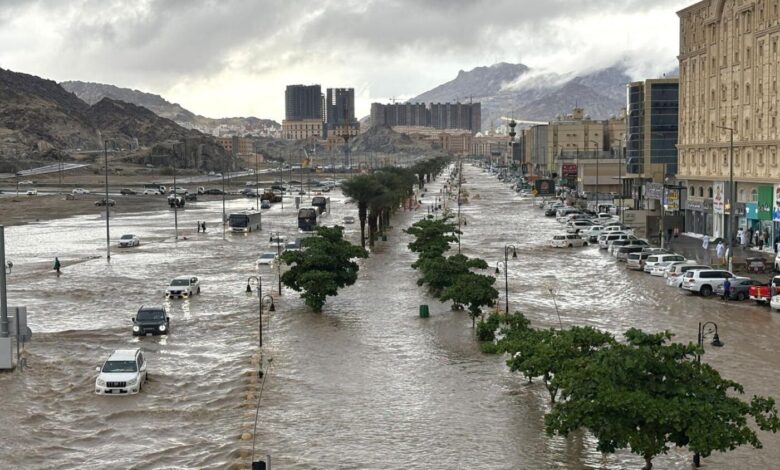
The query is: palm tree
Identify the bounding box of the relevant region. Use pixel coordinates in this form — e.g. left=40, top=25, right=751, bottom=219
left=341, top=174, right=384, bottom=248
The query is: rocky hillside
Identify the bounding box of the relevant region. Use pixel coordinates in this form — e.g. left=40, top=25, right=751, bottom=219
left=61, top=80, right=280, bottom=135
left=0, top=67, right=229, bottom=171
left=411, top=62, right=655, bottom=130
left=348, top=125, right=445, bottom=156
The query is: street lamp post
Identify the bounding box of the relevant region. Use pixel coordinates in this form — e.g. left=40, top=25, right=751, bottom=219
left=254, top=150, right=259, bottom=211
left=172, top=144, right=179, bottom=241
left=269, top=232, right=283, bottom=295
left=221, top=163, right=226, bottom=241
left=246, top=276, right=275, bottom=348
left=693, top=321, right=724, bottom=467
left=104, top=140, right=111, bottom=261
left=716, top=126, right=735, bottom=272
left=612, top=139, right=625, bottom=224
left=495, top=244, right=518, bottom=315
left=589, top=140, right=600, bottom=206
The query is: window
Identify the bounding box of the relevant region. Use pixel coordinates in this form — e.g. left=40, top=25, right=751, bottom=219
left=739, top=188, right=745, bottom=201
left=699, top=186, right=704, bottom=197
left=690, top=186, right=695, bottom=196
left=708, top=187, right=713, bottom=198
left=752, top=189, right=758, bottom=201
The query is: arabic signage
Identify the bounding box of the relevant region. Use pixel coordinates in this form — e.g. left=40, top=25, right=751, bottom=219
left=644, top=183, right=663, bottom=200
left=713, top=182, right=724, bottom=214
left=746, top=202, right=758, bottom=220
left=758, top=186, right=773, bottom=220
left=562, top=164, right=577, bottom=176
left=775, top=184, right=780, bottom=222
left=664, top=189, right=679, bottom=212
left=685, top=199, right=713, bottom=212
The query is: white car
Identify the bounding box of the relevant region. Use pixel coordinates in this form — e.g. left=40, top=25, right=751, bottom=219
left=142, top=189, right=159, bottom=195
left=591, top=213, right=614, bottom=223
left=343, top=216, right=355, bottom=224
left=550, top=234, right=587, bottom=248
left=682, top=269, right=736, bottom=296
left=95, top=348, right=147, bottom=395
left=165, top=275, right=200, bottom=298
left=644, top=254, right=685, bottom=273
left=666, top=264, right=711, bottom=287
left=25, top=189, right=37, bottom=196
left=270, top=235, right=286, bottom=248
left=649, top=261, right=678, bottom=277
left=119, top=234, right=140, bottom=247
left=602, top=225, right=633, bottom=235
left=598, top=232, right=629, bottom=249
left=256, top=252, right=278, bottom=266
left=581, top=226, right=604, bottom=243
left=771, top=295, right=780, bottom=311
left=566, top=220, right=596, bottom=233
left=72, top=188, right=90, bottom=195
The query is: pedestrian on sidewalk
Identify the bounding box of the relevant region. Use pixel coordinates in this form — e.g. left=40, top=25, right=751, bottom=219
left=737, top=228, right=744, bottom=246
left=716, top=240, right=725, bottom=266
left=758, top=232, right=764, bottom=250
left=747, top=227, right=754, bottom=247
left=722, top=278, right=731, bottom=301
left=702, top=234, right=710, bottom=251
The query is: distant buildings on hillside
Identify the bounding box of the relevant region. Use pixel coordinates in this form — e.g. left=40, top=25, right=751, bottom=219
left=370, top=102, right=481, bottom=133
left=282, top=84, right=358, bottom=141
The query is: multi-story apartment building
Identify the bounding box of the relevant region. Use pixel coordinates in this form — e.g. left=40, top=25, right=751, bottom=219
left=678, top=0, right=780, bottom=240
left=282, top=119, right=324, bottom=140
left=325, top=88, right=358, bottom=138
left=370, top=102, right=481, bottom=133
left=283, top=84, right=325, bottom=140
left=216, top=136, right=254, bottom=157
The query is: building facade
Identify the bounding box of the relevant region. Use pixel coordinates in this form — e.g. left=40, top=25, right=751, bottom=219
left=285, top=85, right=322, bottom=121
left=370, top=102, right=481, bottom=133
left=282, top=119, right=324, bottom=140
left=216, top=136, right=254, bottom=157
left=325, top=88, right=358, bottom=138
left=678, top=0, right=780, bottom=240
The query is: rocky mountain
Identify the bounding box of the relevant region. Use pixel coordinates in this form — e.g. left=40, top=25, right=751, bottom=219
left=0, top=67, right=229, bottom=171
left=61, top=80, right=280, bottom=134
left=348, top=125, right=445, bottom=156
left=410, top=62, right=642, bottom=131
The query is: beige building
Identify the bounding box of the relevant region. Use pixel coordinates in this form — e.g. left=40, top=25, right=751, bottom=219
left=282, top=119, right=324, bottom=140
left=678, top=0, right=780, bottom=239
left=215, top=136, right=254, bottom=157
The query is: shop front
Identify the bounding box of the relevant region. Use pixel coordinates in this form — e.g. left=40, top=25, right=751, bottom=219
left=685, top=198, right=712, bottom=235
left=745, top=202, right=758, bottom=233
left=757, top=186, right=774, bottom=245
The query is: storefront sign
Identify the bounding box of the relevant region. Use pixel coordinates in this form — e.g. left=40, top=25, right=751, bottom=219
left=713, top=182, right=724, bottom=214
left=758, top=186, right=773, bottom=220
left=562, top=164, right=577, bottom=176
left=644, top=183, right=663, bottom=200
left=746, top=202, right=758, bottom=220
left=735, top=202, right=746, bottom=217
left=686, top=199, right=705, bottom=211
left=774, top=184, right=780, bottom=222
left=664, top=189, right=679, bottom=211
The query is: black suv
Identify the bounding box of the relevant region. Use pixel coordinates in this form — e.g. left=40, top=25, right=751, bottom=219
left=132, top=306, right=170, bottom=336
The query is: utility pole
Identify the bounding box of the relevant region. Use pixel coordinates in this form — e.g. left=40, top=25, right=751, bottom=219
left=255, top=150, right=259, bottom=211
left=0, top=226, right=8, bottom=338
left=716, top=126, right=735, bottom=272
left=172, top=144, right=179, bottom=240
left=104, top=141, right=111, bottom=261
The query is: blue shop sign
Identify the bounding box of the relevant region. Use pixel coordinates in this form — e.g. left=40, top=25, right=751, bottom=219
left=746, top=202, right=758, bottom=220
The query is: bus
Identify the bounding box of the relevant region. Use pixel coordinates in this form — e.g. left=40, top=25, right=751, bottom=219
left=228, top=210, right=262, bottom=233
left=298, top=208, right=318, bottom=232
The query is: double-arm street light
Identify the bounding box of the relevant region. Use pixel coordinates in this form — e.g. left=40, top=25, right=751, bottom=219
left=715, top=125, right=736, bottom=272
left=693, top=321, right=724, bottom=467
left=495, top=244, right=518, bottom=315
left=246, top=276, right=275, bottom=348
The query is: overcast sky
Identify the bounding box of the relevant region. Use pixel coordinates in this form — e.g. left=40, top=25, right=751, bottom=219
left=0, top=0, right=691, bottom=121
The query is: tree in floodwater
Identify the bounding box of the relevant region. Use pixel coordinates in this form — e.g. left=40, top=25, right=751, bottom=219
left=439, top=271, right=498, bottom=327
left=414, top=253, right=488, bottom=296
left=405, top=215, right=460, bottom=263
left=341, top=174, right=385, bottom=248
left=545, top=329, right=780, bottom=470
left=280, top=225, right=368, bottom=312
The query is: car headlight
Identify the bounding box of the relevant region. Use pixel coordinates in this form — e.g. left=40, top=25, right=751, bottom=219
left=126, top=377, right=137, bottom=385
left=159, top=324, right=166, bottom=331
left=97, top=378, right=106, bottom=386
left=132, top=325, right=140, bottom=332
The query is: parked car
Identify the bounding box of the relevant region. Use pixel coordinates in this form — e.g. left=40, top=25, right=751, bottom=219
left=72, top=188, right=90, bottom=195
left=18, top=180, right=34, bottom=185
left=610, top=238, right=647, bottom=256
left=25, top=189, right=37, bottom=196
left=771, top=295, right=780, bottom=311
left=682, top=269, right=736, bottom=296
left=649, top=261, right=681, bottom=277
left=591, top=213, right=614, bottom=223
left=602, top=225, right=634, bottom=235
left=566, top=220, right=596, bottom=233
left=142, top=189, right=159, bottom=195
left=260, top=200, right=272, bottom=209
left=666, top=264, right=711, bottom=287
left=643, top=254, right=685, bottom=273
left=748, top=276, right=780, bottom=303
left=627, top=252, right=655, bottom=270
left=598, top=233, right=630, bottom=249
left=615, top=245, right=647, bottom=262
left=94, top=198, right=116, bottom=207
left=544, top=204, right=564, bottom=217
left=118, top=234, right=140, bottom=247
left=270, top=235, right=286, bottom=248
left=120, top=188, right=137, bottom=195
left=550, top=234, right=587, bottom=248
left=203, top=188, right=225, bottom=195
left=95, top=348, right=147, bottom=395
left=581, top=226, right=604, bottom=243
left=715, top=278, right=764, bottom=301
left=343, top=216, right=355, bottom=224
left=165, top=275, right=200, bottom=299
left=132, top=306, right=170, bottom=336
left=256, top=252, right=278, bottom=266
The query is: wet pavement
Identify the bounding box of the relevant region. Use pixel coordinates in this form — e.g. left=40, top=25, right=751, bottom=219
left=0, top=164, right=779, bottom=469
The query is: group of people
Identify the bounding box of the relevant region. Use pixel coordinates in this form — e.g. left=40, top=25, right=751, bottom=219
left=195, top=221, right=207, bottom=233
left=735, top=227, right=779, bottom=252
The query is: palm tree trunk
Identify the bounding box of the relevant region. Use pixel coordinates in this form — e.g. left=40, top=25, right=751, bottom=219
left=358, top=204, right=367, bottom=248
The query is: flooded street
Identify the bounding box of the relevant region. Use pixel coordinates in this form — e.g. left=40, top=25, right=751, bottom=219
left=2, top=164, right=780, bottom=469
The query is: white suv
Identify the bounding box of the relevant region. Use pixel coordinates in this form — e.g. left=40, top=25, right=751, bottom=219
left=682, top=269, right=736, bottom=296
left=643, top=254, right=686, bottom=273
left=165, top=275, right=200, bottom=299
left=95, top=348, right=147, bottom=395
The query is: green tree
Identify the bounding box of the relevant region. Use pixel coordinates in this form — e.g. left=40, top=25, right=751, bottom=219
left=341, top=174, right=385, bottom=248
left=280, top=225, right=368, bottom=312
left=414, top=253, right=488, bottom=296
left=545, top=329, right=780, bottom=470
left=440, top=272, right=498, bottom=327
left=502, top=326, right=614, bottom=403
left=405, top=216, right=460, bottom=262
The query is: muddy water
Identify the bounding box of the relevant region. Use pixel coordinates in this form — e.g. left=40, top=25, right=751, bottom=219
left=0, top=166, right=779, bottom=469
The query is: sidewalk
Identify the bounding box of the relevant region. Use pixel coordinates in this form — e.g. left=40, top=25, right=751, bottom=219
left=660, top=234, right=778, bottom=277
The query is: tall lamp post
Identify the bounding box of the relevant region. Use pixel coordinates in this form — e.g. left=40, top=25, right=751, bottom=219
left=245, top=276, right=275, bottom=348
left=172, top=143, right=179, bottom=241
left=254, top=150, right=259, bottom=211
left=612, top=139, right=625, bottom=223
left=495, top=244, right=518, bottom=315
left=269, top=232, right=283, bottom=295
left=103, top=140, right=111, bottom=261
left=716, top=125, right=735, bottom=273
left=589, top=140, right=600, bottom=206
left=693, top=321, right=724, bottom=467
